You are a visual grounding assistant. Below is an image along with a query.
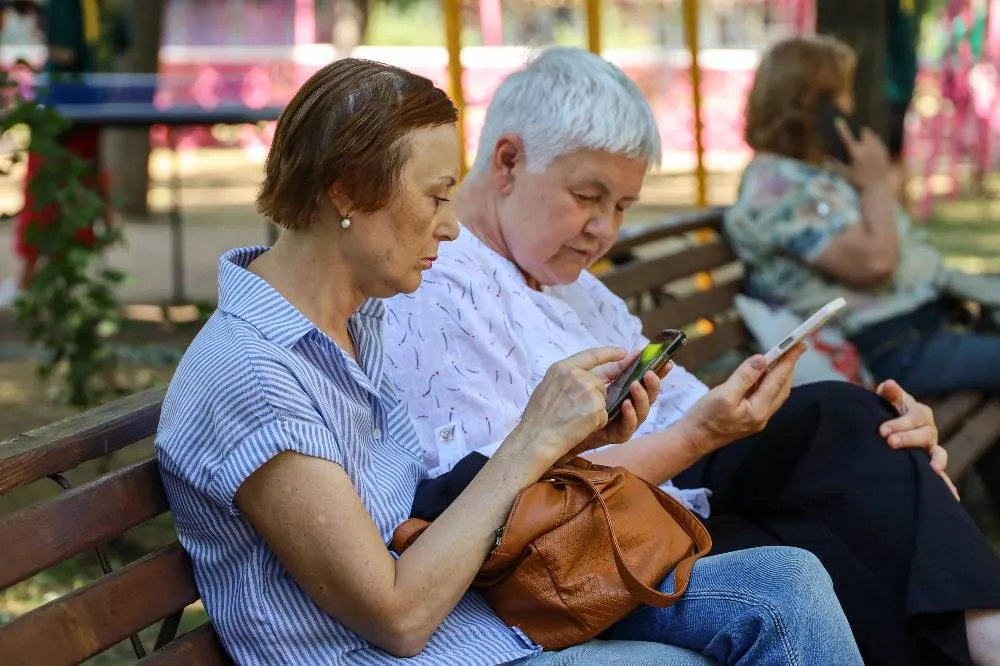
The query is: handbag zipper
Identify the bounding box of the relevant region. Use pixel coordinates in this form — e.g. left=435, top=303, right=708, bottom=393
left=488, top=476, right=561, bottom=555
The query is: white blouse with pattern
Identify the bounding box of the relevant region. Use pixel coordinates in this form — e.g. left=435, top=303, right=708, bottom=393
left=384, top=226, right=712, bottom=516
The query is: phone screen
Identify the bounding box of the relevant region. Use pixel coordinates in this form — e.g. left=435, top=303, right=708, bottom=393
left=605, top=329, right=687, bottom=420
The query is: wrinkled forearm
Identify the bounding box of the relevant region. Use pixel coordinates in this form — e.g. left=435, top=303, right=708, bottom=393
left=583, top=421, right=712, bottom=485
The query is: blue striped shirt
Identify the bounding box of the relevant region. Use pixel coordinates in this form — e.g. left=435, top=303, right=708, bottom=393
left=155, top=247, right=540, bottom=666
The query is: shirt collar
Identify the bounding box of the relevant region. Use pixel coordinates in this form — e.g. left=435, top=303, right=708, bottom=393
left=216, top=246, right=385, bottom=348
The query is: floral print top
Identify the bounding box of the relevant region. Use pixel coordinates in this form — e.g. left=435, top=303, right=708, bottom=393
left=724, top=154, right=943, bottom=335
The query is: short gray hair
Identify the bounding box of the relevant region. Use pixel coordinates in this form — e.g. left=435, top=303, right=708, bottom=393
left=469, top=47, right=661, bottom=177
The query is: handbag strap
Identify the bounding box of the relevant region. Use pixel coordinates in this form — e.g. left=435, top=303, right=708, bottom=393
left=554, top=469, right=712, bottom=608
left=390, top=518, right=431, bottom=554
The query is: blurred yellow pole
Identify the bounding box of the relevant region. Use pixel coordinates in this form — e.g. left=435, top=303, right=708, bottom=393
left=586, top=0, right=602, bottom=53
left=682, top=0, right=708, bottom=208
left=443, top=0, right=468, bottom=176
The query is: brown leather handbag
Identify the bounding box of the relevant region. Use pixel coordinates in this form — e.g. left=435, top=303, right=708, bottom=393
left=391, top=457, right=713, bottom=650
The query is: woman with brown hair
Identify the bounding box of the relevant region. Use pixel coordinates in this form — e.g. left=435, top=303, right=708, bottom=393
left=723, top=33, right=1000, bottom=663
left=725, top=34, right=1000, bottom=509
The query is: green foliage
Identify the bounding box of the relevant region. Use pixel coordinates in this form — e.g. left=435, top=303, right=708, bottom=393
left=1, top=63, right=126, bottom=407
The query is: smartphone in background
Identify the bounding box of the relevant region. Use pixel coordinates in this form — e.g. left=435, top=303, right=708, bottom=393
left=763, top=297, right=847, bottom=368
left=814, top=96, right=861, bottom=165
left=606, top=329, right=687, bottom=421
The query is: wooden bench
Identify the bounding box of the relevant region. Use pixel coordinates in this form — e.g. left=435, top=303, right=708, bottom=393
left=598, top=207, right=1000, bottom=482
left=1, top=207, right=997, bottom=664
left=0, top=387, right=231, bottom=665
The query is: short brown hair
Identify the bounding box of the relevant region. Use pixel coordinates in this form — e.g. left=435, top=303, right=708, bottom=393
left=744, top=35, right=856, bottom=162
left=257, top=59, right=458, bottom=229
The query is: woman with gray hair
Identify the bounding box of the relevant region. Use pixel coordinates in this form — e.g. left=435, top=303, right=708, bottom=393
left=384, top=47, right=1000, bottom=666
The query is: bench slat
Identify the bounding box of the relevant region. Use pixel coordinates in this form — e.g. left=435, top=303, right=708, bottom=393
left=0, top=458, right=168, bottom=591
left=0, top=544, right=199, bottom=666
left=137, top=624, right=232, bottom=666
left=674, top=320, right=750, bottom=374
left=944, top=400, right=1000, bottom=479
left=931, top=393, right=988, bottom=440
left=639, top=280, right=742, bottom=336
left=0, top=385, right=166, bottom=494
left=608, top=208, right=726, bottom=258
left=601, top=241, right=737, bottom=299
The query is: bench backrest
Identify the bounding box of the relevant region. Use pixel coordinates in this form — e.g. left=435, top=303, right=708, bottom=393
left=600, top=208, right=751, bottom=385
left=0, top=208, right=739, bottom=664
left=0, top=386, right=229, bottom=665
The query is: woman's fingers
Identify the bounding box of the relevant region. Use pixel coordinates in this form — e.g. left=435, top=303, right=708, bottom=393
left=929, top=445, right=949, bottom=474
left=884, top=425, right=938, bottom=452
left=640, top=370, right=661, bottom=408
left=609, top=399, right=638, bottom=444
left=937, top=468, right=960, bottom=502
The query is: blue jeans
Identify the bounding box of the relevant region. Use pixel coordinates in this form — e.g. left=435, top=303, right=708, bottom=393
left=600, top=547, right=863, bottom=665
left=866, top=329, right=1000, bottom=398
left=519, top=639, right=713, bottom=664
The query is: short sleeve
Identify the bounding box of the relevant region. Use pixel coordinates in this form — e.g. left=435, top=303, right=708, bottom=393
left=727, top=158, right=861, bottom=266
left=772, top=175, right=860, bottom=263
left=207, top=418, right=344, bottom=516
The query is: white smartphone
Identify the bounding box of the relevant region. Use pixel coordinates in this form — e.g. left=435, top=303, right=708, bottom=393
left=762, top=297, right=847, bottom=367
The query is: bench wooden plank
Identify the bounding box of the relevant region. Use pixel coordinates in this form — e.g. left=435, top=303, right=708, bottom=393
left=0, top=544, right=199, bottom=666
left=608, top=208, right=726, bottom=258
left=944, top=400, right=1000, bottom=478
left=638, top=280, right=742, bottom=335
left=137, top=624, right=232, bottom=666
left=0, top=459, right=168, bottom=591
left=931, top=393, right=988, bottom=441
left=674, top=320, right=750, bottom=373
left=601, top=241, right=737, bottom=299
left=0, top=385, right=167, bottom=494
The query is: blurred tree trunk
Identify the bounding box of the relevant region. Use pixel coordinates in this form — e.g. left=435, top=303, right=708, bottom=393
left=331, top=0, right=369, bottom=56
left=816, top=0, right=889, bottom=142
left=104, top=0, right=166, bottom=219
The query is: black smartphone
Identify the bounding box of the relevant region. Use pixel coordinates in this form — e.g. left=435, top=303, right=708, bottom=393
left=814, top=96, right=860, bottom=165
left=605, top=329, right=687, bottom=421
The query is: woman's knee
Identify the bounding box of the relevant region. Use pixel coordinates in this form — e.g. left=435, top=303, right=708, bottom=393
left=786, top=381, right=895, bottom=434
left=747, top=546, right=832, bottom=592
left=735, top=547, right=851, bottom=639
left=696, top=546, right=834, bottom=603
left=791, top=380, right=884, bottom=411
left=693, top=547, right=851, bottom=643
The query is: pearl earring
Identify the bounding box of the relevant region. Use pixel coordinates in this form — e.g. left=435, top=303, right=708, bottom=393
left=340, top=217, right=351, bottom=229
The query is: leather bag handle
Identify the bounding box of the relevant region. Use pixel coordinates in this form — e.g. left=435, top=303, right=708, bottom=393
left=552, top=468, right=712, bottom=608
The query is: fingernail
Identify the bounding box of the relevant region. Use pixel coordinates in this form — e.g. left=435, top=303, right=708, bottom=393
left=880, top=426, right=890, bottom=437
left=750, top=356, right=766, bottom=370
left=889, top=435, right=899, bottom=447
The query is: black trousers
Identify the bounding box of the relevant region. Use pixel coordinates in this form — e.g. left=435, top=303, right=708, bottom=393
left=675, top=381, right=1000, bottom=665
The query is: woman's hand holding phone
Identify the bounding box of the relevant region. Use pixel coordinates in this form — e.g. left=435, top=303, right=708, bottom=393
left=827, top=119, right=892, bottom=191
left=557, top=354, right=672, bottom=463
left=678, top=344, right=807, bottom=456
left=516, top=347, right=668, bottom=469
left=593, top=357, right=670, bottom=444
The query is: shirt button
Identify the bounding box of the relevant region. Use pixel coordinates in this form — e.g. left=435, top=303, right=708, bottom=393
left=817, top=202, right=830, bottom=216
left=372, top=428, right=382, bottom=439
